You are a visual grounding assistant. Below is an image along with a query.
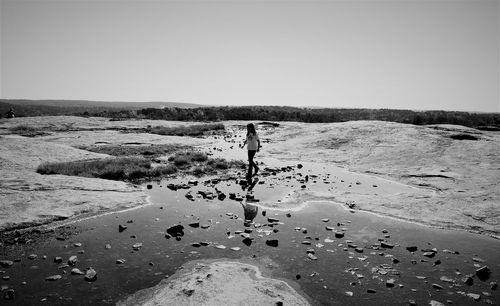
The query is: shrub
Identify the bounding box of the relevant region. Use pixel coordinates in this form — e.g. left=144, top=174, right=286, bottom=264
left=150, top=123, right=225, bottom=137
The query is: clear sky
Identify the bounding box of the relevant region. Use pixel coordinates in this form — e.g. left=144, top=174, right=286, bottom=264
left=1, top=0, right=498, bottom=112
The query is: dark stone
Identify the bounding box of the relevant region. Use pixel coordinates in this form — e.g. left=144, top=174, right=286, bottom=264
left=434, top=259, right=441, bottom=265
left=267, top=217, right=279, bottom=223
left=118, top=224, right=127, bottom=232
left=166, top=225, right=185, bottom=238
left=386, top=279, right=395, bottom=288
left=242, top=237, right=253, bottom=246
left=191, top=243, right=201, bottom=248
left=490, top=281, right=497, bottom=290
left=432, top=283, right=443, bottom=290
left=53, top=257, right=62, bottom=263
left=188, top=222, right=200, bottom=228
left=182, top=289, right=194, bottom=296
left=3, top=289, right=14, bottom=300
left=476, top=266, right=490, bottom=281
left=146, top=184, right=152, bottom=189
left=297, top=164, right=303, bottom=169
left=286, top=213, right=291, bottom=218
left=380, top=242, right=394, bottom=249
left=406, top=246, right=418, bottom=252
left=229, top=193, right=236, bottom=200
left=0, top=260, right=13, bottom=267
left=392, top=258, right=400, bottom=264
left=334, top=232, right=344, bottom=238
left=296, top=274, right=301, bottom=280
left=422, top=252, right=435, bottom=258
left=218, top=193, right=226, bottom=201
left=167, top=184, right=177, bottom=191
left=262, top=211, right=266, bottom=216
left=276, top=302, right=283, bottom=306
left=266, top=239, right=279, bottom=247
left=367, top=289, right=376, bottom=293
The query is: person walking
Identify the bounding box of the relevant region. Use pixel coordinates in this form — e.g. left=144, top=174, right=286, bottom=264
left=240, top=123, right=261, bottom=179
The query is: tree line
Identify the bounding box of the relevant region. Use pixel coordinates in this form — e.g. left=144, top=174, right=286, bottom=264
left=95, top=106, right=500, bottom=129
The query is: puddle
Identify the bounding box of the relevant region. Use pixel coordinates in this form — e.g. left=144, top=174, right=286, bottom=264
left=0, top=127, right=498, bottom=304
left=1, top=166, right=498, bottom=305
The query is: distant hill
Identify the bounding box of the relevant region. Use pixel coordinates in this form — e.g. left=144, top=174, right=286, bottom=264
left=0, top=99, right=203, bottom=117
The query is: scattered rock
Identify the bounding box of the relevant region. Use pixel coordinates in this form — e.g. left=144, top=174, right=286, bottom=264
left=386, top=278, right=395, bottom=287
left=68, top=256, right=78, bottom=266
left=133, top=243, right=143, bottom=250
left=490, top=281, right=497, bottom=290
left=307, top=253, right=318, bottom=260
left=440, top=276, right=455, bottom=283
left=334, top=232, right=344, bottom=238
left=45, top=275, right=62, bottom=281
left=265, top=240, right=279, bottom=247
left=71, top=268, right=84, bottom=275
left=475, top=266, right=490, bottom=280
left=429, top=301, right=445, bottom=306
left=380, top=242, right=394, bottom=249
left=466, top=293, right=481, bottom=301
left=188, top=222, right=200, bottom=228
left=116, top=259, right=126, bottom=264
left=28, top=254, right=37, bottom=260
left=0, top=260, right=13, bottom=268
left=3, top=289, right=14, bottom=300
left=432, top=283, right=443, bottom=290
left=85, top=268, right=97, bottom=282
left=406, top=246, right=418, bottom=252
left=423, top=252, right=435, bottom=258
left=242, top=237, right=253, bottom=246
left=166, top=225, right=185, bottom=238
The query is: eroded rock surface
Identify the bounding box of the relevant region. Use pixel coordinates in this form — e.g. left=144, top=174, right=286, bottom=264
left=117, top=259, right=310, bottom=306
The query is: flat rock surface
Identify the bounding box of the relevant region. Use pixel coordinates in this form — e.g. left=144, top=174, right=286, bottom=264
left=1, top=116, right=499, bottom=237
left=257, top=120, right=500, bottom=235
left=0, top=116, right=206, bottom=231
left=117, top=258, right=310, bottom=306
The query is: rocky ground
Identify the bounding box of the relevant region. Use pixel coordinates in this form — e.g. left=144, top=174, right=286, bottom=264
left=0, top=116, right=207, bottom=232
left=258, top=120, right=500, bottom=236
left=0, top=116, right=498, bottom=304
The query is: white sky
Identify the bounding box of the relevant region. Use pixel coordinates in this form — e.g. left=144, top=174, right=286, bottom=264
left=1, top=0, right=498, bottom=112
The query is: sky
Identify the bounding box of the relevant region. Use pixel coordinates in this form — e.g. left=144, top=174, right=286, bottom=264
left=0, top=0, right=498, bottom=112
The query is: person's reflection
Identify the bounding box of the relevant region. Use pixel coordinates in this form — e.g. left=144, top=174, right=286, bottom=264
left=241, top=202, right=258, bottom=227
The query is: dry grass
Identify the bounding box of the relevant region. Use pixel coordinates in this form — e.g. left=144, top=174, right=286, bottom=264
left=37, top=157, right=177, bottom=181
left=150, top=123, right=224, bottom=136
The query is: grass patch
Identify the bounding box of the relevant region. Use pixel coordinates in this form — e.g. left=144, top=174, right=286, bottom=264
left=37, top=149, right=245, bottom=182
left=9, top=124, right=50, bottom=137
left=36, top=157, right=176, bottom=181
left=150, top=123, right=225, bottom=137
left=78, top=144, right=187, bottom=158
left=167, top=151, right=209, bottom=168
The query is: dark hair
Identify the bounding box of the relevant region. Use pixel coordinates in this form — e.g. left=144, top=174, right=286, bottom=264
left=246, top=123, right=256, bottom=136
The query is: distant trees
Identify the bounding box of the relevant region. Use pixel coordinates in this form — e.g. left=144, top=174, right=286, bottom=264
left=2, top=99, right=499, bottom=129
left=127, top=106, right=500, bottom=128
